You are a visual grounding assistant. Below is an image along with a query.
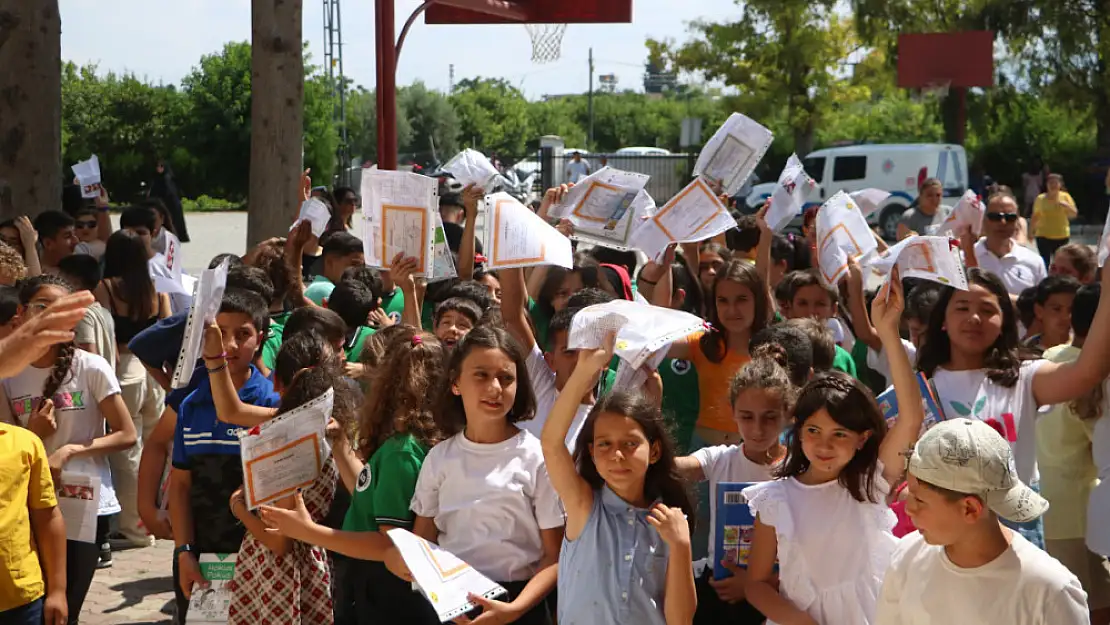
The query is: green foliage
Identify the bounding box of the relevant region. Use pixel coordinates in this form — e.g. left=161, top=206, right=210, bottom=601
left=450, top=78, right=533, bottom=157
left=181, top=195, right=245, bottom=212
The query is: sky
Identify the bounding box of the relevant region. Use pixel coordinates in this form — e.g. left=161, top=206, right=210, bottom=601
left=58, top=0, right=739, bottom=100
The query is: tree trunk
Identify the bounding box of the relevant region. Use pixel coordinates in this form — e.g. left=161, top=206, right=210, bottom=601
left=0, top=1, right=61, bottom=219
left=248, top=0, right=304, bottom=245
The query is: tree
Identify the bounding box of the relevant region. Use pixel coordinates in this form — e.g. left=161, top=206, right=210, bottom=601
left=304, top=63, right=338, bottom=180
left=653, top=0, right=856, bottom=156
left=248, top=0, right=305, bottom=244
left=0, top=1, right=62, bottom=218
left=450, top=78, right=533, bottom=156
left=400, top=82, right=459, bottom=166
left=181, top=42, right=253, bottom=200
left=345, top=87, right=413, bottom=164
left=849, top=0, right=1034, bottom=144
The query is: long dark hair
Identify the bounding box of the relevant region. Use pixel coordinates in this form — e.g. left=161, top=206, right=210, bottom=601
left=273, top=331, right=358, bottom=429
left=699, top=259, right=770, bottom=363
left=103, top=230, right=156, bottom=321
left=434, top=325, right=536, bottom=436
left=359, top=328, right=445, bottom=457
left=916, top=268, right=1024, bottom=388
left=573, top=390, right=694, bottom=520
left=19, top=275, right=76, bottom=400
left=775, top=372, right=886, bottom=503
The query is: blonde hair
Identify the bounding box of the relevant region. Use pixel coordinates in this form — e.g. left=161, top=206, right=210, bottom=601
left=0, top=243, right=26, bottom=285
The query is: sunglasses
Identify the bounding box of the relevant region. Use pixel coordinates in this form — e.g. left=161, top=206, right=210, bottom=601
left=75, top=220, right=98, bottom=229
left=985, top=212, right=1019, bottom=223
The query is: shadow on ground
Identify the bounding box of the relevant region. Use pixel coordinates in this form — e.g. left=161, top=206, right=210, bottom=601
left=99, top=576, right=174, bottom=614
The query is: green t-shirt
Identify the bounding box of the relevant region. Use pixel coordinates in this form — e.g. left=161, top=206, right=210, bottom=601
left=261, top=311, right=293, bottom=371
left=527, top=298, right=552, bottom=351
left=341, top=433, right=427, bottom=533
left=658, top=358, right=700, bottom=454
left=380, top=288, right=406, bottom=325
left=345, top=326, right=376, bottom=363
left=850, top=339, right=887, bottom=395
left=304, top=275, right=336, bottom=306
left=832, top=344, right=858, bottom=378
left=421, top=299, right=434, bottom=332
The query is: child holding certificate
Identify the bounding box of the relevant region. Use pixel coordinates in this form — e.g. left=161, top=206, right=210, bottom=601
left=260, top=327, right=445, bottom=625
left=225, top=331, right=357, bottom=625
left=406, top=326, right=564, bottom=624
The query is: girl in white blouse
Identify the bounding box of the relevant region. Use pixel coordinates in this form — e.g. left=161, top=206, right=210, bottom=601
left=743, top=274, right=924, bottom=625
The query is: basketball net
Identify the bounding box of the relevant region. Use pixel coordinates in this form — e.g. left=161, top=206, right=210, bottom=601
left=525, top=23, right=567, bottom=63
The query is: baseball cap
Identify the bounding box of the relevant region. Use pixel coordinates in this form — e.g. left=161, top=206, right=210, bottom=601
left=908, top=418, right=1048, bottom=523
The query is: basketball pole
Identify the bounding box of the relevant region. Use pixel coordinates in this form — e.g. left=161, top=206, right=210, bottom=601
left=588, top=47, right=595, bottom=149
left=376, top=0, right=530, bottom=171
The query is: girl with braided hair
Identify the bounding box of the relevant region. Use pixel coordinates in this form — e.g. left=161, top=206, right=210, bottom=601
left=0, top=274, right=136, bottom=623
left=741, top=274, right=926, bottom=625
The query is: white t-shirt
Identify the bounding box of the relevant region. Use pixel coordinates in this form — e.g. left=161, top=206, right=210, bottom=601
left=973, top=239, right=1047, bottom=297
left=74, top=302, right=118, bottom=368
left=0, top=349, right=123, bottom=515
left=866, top=339, right=918, bottom=383
left=931, top=360, right=1044, bottom=484
left=521, top=344, right=593, bottom=452
left=693, top=443, right=777, bottom=568
left=75, top=240, right=106, bottom=260
left=410, top=429, right=565, bottom=582
left=1087, top=397, right=1110, bottom=556
left=876, top=530, right=1089, bottom=625
left=566, top=159, right=591, bottom=183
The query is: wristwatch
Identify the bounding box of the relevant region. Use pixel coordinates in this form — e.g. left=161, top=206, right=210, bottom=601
left=174, top=544, right=195, bottom=558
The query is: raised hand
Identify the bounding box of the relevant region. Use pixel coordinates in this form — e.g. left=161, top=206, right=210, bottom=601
left=870, top=267, right=905, bottom=338
left=301, top=168, right=312, bottom=202
left=462, top=183, right=484, bottom=220
left=575, top=330, right=616, bottom=374
left=646, top=503, right=690, bottom=548
left=389, top=252, right=420, bottom=294
left=0, top=291, right=92, bottom=379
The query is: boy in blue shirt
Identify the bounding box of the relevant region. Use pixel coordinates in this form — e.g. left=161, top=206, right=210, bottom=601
left=167, top=289, right=281, bottom=621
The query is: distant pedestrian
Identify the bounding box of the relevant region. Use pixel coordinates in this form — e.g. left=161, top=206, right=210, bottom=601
left=149, top=160, right=190, bottom=243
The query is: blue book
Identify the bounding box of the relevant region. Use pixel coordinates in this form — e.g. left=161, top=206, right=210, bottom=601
left=877, top=371, right=946, bottom=434
left=713, top=482, right=757, bottom=580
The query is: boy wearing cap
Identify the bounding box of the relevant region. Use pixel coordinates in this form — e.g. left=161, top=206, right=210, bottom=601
left=876, top=418, right=1089, bottom=624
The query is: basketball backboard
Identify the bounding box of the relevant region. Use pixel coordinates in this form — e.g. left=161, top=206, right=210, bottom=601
left=425, top=0, right=632, bottom=24
left=897, top=31, right=994, bottom=89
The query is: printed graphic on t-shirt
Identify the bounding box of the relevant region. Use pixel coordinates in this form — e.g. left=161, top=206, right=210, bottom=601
left=11, top=392, right=87, bottom=416
left=670, top=359, right=692, bottom=375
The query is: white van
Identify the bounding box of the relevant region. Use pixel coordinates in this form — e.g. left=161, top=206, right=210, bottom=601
left=745, top=143, right=969, bottom=240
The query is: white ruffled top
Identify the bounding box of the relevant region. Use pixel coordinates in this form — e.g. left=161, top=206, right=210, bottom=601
left=744, top=469, right=898, bottom=625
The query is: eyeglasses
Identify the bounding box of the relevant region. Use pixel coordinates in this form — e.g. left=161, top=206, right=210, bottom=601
left=75, top=220, right=98, bottom=229
left=27, top=302, right=49, bottom=312
left=985, top=212, right=1019, bottom=223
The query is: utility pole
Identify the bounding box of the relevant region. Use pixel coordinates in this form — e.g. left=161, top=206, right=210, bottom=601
left=449, top=64, right=455, bottom=93
left=587, top=47, right=594, bottom=149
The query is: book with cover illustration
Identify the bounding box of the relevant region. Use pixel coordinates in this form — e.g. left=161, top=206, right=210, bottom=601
left=877, top=371, right=946, bottom=434
left=714, top=482, right=758, bottom=580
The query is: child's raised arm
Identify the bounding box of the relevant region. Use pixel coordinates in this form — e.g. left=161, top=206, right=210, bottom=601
left=871, top=271, right=924, bottom=487
left=388, top=253, right=423, bottom=330
left=541, top=333, right=615, bottom=540
left=204, top=324, right=276, bottom=427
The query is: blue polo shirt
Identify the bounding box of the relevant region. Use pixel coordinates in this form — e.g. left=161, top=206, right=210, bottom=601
left=128, top=309, right=188, bottom=370
left=172, top=366, right=280, bottom=553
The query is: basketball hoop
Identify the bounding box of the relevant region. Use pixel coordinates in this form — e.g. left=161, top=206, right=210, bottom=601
left=525, top=23, right=567, bottom=63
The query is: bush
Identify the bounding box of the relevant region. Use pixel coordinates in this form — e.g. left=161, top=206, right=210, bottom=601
left=182, top=195, right=245, bottom=212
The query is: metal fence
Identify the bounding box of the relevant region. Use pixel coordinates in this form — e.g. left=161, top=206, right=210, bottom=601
left=501, top=151, right=697, bottom=206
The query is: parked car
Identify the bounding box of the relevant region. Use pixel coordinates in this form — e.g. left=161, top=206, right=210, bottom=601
left=745, top=143, right=969, bottom=239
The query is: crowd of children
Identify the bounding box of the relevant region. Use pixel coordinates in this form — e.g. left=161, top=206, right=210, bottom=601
left=1, top=176, right=1109, bottom=625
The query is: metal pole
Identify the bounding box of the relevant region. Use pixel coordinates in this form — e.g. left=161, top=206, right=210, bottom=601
left=587, top=47, right=594, bottom=149
left=375, top=0, right=385, bottom=165
left=337, top=0, right=349, bottom=172
left=377, top=0, right=398, bottom=169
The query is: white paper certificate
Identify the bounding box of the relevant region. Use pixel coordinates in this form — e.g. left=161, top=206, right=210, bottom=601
left=171, top=259, right=230, bottom=389
left=386, top=528, right=508, bottom=623
left=693, top=113, right=774, bottom=196
left=634, top=177, right=735, bottom=261
left=363, top=169, right=438, bottom=275
left=548, top=167, right=652, bottom=249
left=864, top=235, right=968, bottom=291
left=484, top=192, right=573, bottom=270
left=567, top=299, right=705, bottom=369
left=240, top=388, right=333, bottom=510
left=56, top=472, right=100, bottom=543
left=815, top=191, right=879, bottom=285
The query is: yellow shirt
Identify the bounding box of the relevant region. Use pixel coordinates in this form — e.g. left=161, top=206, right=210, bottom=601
left=1032, top=191, right=1075, bottom=239
left=0, top=423, right=57, bottom=611
left=685, top=332, right=750, bottom=433
left=1036, top=345, right=1098, bottom=540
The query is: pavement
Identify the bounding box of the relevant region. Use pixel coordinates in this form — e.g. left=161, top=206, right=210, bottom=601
left=80, top=540, right=176, bottom=624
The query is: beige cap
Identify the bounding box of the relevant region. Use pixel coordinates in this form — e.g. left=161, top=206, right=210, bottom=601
left=909, top=418, right=1048, bottom=523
